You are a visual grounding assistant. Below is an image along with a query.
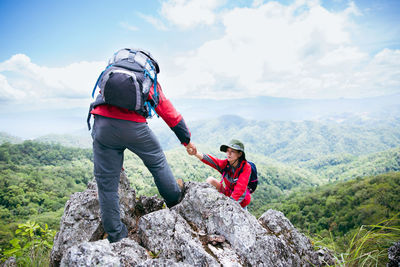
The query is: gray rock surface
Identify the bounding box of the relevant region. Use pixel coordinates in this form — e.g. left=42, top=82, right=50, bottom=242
left=50, top=171, right=137, bottom=266
left=60, top=239, right=148, bottom=267
left=259, top=209, right=322, bottom=265
left=51, top=175, right=335, bottom=266
left=388, top=241, right=400, bottom=267
left=138, top=209, right=218, bottom=266
left=0, top=257, right=16, bottom=267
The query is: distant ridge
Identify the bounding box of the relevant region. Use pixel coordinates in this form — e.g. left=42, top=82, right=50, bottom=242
left=1, top=94, right=399, bottom=138
left=173, top=93, right=400, bottom=121
left=0, top=132, right=23, bottom=144
left=4, top=112, right=399, bottom=165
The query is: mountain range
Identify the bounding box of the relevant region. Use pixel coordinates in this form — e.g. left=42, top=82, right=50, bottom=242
left=1, top=93, right=399, bottom=139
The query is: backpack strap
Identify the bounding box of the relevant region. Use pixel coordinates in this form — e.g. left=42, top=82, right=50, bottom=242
left=221, top=160, right=245, bottom=183
left=87, top=94, right=106, bottom=130
left=91, top=64, right=113, bottom=98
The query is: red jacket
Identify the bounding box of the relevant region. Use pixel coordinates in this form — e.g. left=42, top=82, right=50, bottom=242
left=201, top=154, right=251, bottom=207
left=90, top=83, right=191, bottom=145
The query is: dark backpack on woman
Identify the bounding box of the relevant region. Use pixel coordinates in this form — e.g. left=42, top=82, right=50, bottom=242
left=247, top=161, right=258, bottom=193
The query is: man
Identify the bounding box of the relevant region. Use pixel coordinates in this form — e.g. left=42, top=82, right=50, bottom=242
left=88, top=49, right=196, bottom=243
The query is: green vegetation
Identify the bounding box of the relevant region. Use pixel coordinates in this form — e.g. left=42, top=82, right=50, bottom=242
left=0, top=141, right=92, bottom=250
left=159, top=116, right=400, bottom=163
left=125, top=147, right=323, bottom=205
left=265, top=172, right=400, bottom=240
left=314, top=214, right=400, bottom=266
left=34, top=133, right=91, bottom=149
left=0, top=132, right=22, bottom=145
left=300, top=148, right=400, bottom=182
left=1, top=116, right=400, bottom=266
left=39, top=116, right=400, bottom=164
left=1, top=221, right=56, bottom=267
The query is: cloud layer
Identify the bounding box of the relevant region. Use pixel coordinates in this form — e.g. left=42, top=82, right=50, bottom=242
left=0, top=54, right=105, bottom=104
left=161, top=0, right=227, bottom=29
left=0, top=0, right=399, bottom=107
left=161, top=0, right=400, bottom=99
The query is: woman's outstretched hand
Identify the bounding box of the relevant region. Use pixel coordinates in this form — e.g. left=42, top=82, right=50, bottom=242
left=186, top=142, right=197, bottom=155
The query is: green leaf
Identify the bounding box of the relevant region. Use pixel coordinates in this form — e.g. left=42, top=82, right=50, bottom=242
left=9, top=238, right=21, bottom=249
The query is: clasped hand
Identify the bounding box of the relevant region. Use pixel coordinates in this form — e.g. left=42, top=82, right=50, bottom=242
left=185, top=142, right=197, bottom=155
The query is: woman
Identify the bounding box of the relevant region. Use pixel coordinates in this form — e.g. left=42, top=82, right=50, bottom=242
left=190, top=139, right=251, bottom=208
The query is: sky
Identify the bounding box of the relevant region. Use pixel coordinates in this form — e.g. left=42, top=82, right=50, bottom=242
left=0, top=0, right=399, bottom=138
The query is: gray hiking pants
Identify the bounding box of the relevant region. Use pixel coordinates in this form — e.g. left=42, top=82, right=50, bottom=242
left=91, top=115, right=181, bottom=243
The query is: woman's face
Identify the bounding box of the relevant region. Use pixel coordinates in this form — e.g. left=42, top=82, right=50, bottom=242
left=226, top=147, right=242, bottom=165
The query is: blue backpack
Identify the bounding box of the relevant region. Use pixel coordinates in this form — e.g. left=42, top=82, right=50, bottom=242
left=246, top=161, right=258, bottom=194
left=87, top=48, right=160, bottom=130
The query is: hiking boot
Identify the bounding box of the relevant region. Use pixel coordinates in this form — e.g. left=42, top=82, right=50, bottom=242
left=177, top=178, right=185, bottom=191
left=166, top=179, right=185, bottom=209
left=176, top=178, right=185, bottom=205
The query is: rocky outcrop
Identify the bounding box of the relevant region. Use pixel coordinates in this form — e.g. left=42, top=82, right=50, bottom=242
left=388, top=241, right=400, bottom=267
left=50, top=172, right=138, bottom=265
left=50, top=171, right=334, bottom=266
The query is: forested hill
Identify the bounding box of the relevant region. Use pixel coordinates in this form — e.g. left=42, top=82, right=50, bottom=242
left=300, top=147, right=400, bottom=182
left=0, top=138, right=399, bottom=261
left=148, top=115, right=400, bottom=163
left=0, top=132, right=22, bottom=144
left=264, top=172, right=400, bottom=244
left=8, top=115, right=399, bottom=165
left=0, top=141, right=92, bottom=248
left=0, top=141, right=92, bottom=166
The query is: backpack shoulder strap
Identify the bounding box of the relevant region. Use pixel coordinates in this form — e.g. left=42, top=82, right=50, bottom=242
left=223, top=160, right=246, bottom=180
left=237, top=160, right=247, bottom=177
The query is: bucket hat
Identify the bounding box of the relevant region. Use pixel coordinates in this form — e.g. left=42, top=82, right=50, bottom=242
left=220, top=139, right=246, bottom=159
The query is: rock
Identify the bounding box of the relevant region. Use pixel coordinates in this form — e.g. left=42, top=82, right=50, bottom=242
left=52, top=178, right=334, bottom=266
left=258, top=209, right=335, bottom=266
left=135, top=195, right=165, bottom=216
left=60, top=238, right=148, bottom=267
left=207, top=234, right=226, bottom=245
left=207, top=242, right=242, bottom=266
left=0, top=257, right=16, bottom=267
left=138, top=209, right=218, bottom=266
left=50, top=188, right=102, bottom=266
left=137, top=259, right=193, bottom=267
left=388, top=241, right=400, bottom=267
left=175, top=182, right=328, bottom=266
left=50, top=171, right=136, bottom=266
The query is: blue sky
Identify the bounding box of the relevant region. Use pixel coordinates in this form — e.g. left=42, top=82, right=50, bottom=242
left=0, top=0, right=399, bottom=138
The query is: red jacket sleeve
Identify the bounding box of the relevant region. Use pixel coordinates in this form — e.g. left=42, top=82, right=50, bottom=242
left=148, top=83, right=191, bottom=145
left=201, top=154, right=228, bottom=173
left=231, top=162, right=251, bottom=201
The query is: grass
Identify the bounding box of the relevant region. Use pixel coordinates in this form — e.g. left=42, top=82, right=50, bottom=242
left=313, top=213, right=400, bottom=266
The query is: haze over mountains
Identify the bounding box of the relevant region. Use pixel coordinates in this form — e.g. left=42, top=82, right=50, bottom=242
left=1, top=93, right=399, bottom=139
left=174, top=93, right=400, bottom=122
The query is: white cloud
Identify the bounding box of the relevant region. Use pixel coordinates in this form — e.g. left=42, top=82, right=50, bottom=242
left=119, top=22, right=139, bottom=31
left=318, top=46, right=367, bottom=66
left=1, top=0, right=398, bottom=107
left=0, top=74, right=26, bottom=100
left=121, top=12, right=168, bottom=32
left=161, top=0, right=400, bottom=99
left=161, top=0, right=226, bottom=29
left=137, top=13, right=168, bottom=31
left=0, top=54, right=105, bottom=104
